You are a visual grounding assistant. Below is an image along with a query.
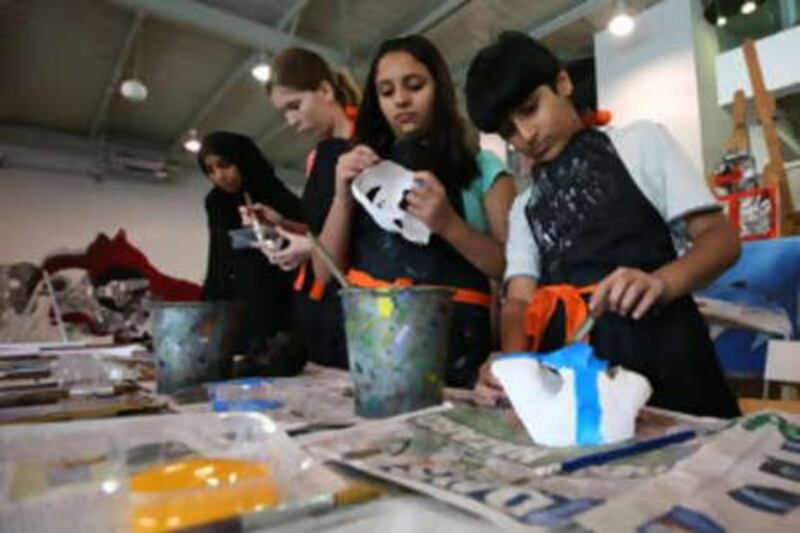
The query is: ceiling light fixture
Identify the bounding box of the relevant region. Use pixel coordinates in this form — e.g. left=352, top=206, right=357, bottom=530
left=716, top=15, right=728, bottom=27
left=608, top=1, right=635, bottom=38
left=183, top=129, right=201, bottom=154
left=251, top=53, right=272, bottom=83
left=741, top=1, right=757, bottom=15
left=119, top=33, right=148, bottom=103
left=251, top=63, right=272, bottom=83
left=119, top=78, right=148, bottom=103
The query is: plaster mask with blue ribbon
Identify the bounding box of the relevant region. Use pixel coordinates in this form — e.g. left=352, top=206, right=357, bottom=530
left=492, top=343, right=652, bottom=447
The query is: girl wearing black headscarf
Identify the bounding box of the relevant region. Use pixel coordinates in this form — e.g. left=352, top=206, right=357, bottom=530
left=198, top=131, right=305, bottom=375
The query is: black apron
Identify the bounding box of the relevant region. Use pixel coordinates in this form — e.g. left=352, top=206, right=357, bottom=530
left=292, top=138, right=351, bottom=369
left=525, top=128, right=739, bottom=418
left=350, top=198, right=491, bottom=388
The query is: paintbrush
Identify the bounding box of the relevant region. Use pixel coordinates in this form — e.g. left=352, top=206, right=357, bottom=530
left=553, top=429, right=698, bottom=475
left=306, top=232, right=351, bottom=289
left=569, top=315, right=596, bottom=344
left=242, top=191, right=266, bottom=246
left=187, top=482, right=382, bottom=531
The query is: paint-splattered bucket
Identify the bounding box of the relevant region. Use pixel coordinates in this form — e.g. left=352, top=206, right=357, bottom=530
left=340, top=286, right=454, bottom=418
left=149, top=301, right=243, bottom=394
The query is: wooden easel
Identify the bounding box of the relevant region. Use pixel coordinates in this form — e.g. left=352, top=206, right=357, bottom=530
left=741, top=39, right=798, bottom=235
left=724, top=90, right=748, bottom=155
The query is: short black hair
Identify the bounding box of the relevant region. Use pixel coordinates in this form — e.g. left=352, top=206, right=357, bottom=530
left=466, top=31, right=561, bottom=133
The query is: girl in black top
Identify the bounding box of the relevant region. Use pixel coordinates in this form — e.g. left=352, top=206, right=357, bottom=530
left=198, top=131, right=305, bottom=375
left=316, top=36, right=516, bottom=387
left=251, top=48, right=360, bottom=368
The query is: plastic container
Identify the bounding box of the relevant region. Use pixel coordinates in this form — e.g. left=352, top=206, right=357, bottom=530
left=207, top=377, right=284, bottom=412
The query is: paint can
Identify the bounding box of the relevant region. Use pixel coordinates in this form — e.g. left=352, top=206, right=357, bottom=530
left=339, top=286, right=454, bottom=418
left=149, top=301, right=243, bottom=394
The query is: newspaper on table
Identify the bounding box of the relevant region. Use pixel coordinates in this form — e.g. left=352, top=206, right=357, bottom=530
left=0, top=411, right=348, bottom=532
left=576, top=411, right=800, bottom=532
left=305, top=403, right=733, bottom=530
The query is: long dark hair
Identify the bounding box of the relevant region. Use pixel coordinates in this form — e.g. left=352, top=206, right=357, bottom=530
left=354, top=35, right=477, bottom=190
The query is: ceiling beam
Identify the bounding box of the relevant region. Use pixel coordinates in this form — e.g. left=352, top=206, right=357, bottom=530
left=528, top=0, right=608, bottom=40
left=276, top=0, right=310, bottom=32
left=169, top=1, right=310, bottom=150
left=169, top=53, right=258, bottom=150
left=451, top=0, right=609, bottom=85
left=350, top=0, right=469, bottom=78
left=88, top=11, right=145, bottom=139
left=400, top=0, right=469, bottom=36
left=109, top=0, right=344, bottom=64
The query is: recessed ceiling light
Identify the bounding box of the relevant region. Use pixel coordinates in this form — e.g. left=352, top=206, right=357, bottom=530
left=251, top=63, right=272, bottom=83
left=183, top=129, right=201, bottom=153
left=716, top=15, right=728, bottom=27
left=741, top=1, right=757, bottom=15
left=608, top=12, right=635, bottom=37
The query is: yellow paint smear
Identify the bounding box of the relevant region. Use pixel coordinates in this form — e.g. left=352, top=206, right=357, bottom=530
left=377, top=297, right=394, bottom=318
left=130, top=457, right=280, bottom=531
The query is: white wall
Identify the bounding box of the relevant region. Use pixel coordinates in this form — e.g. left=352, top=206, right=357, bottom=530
left=715, top=25, right=800, bottom=106
left=0, top=166, right=210, bottom=283
left=693, top=0, right=732, bottom=181
left=595, top=0, right=730, bottom=176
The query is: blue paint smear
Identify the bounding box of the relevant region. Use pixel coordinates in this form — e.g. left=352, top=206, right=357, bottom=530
left=497, top=343, right=608, bottom=445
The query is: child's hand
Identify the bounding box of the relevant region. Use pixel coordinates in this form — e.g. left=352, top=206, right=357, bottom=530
left=473, top=353, right=508, bottom=406
left=404, top=171, right=457, bottom=234
left=589, top=267, right=668, bottom=320
left=335, top=145, right=380, bottom=202
left=239, top=203, right=283, bottom=227
left=259, top=226, right=311, bottom=271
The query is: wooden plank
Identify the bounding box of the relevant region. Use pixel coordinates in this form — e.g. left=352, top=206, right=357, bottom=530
left=742, top=39, right=798, bottom=234
left=725, top=90, right=749, bottom=155
left=739, top=398, right=800, bottom=415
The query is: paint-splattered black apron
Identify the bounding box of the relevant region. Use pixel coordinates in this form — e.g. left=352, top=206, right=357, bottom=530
left=525, top=128, right=739, bottom=418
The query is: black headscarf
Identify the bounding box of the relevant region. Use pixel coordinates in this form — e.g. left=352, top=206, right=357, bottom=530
left=198, top=131, right=303, bottom=228
left=198, top=131, right=303, bottom=332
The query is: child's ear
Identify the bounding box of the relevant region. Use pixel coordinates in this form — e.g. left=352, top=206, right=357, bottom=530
left=318, top=80, right=335, bottom=103
left=555, top=70, right=574, bottom=98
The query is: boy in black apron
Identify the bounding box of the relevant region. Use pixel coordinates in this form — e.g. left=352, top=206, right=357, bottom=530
left=465, top=32, right=740, bottom=417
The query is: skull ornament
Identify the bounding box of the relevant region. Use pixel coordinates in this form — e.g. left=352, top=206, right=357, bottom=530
left=351, top=160, right=431, bottom=245
left=492, top=343, right=652, bottom=447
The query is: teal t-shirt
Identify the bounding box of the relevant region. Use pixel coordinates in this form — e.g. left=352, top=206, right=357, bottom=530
left=461, top=150, right=507, bottom=234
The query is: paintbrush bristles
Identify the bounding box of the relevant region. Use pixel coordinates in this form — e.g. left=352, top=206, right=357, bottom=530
left=243, top=192, right=266, bottom=245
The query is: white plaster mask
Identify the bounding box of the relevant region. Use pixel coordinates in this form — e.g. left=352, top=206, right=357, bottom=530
left=351, top=160, right=431, bottom=245
left=492, top=343, right=652, bottom=447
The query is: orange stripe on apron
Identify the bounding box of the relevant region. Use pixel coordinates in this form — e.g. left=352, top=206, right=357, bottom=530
left=346, top=269, right=491, bottom=309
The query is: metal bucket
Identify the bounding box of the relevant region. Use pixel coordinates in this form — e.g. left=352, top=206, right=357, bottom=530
left=340, top=286, right=454, bottom=418
left=149, top=301, right=243, bottom=394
